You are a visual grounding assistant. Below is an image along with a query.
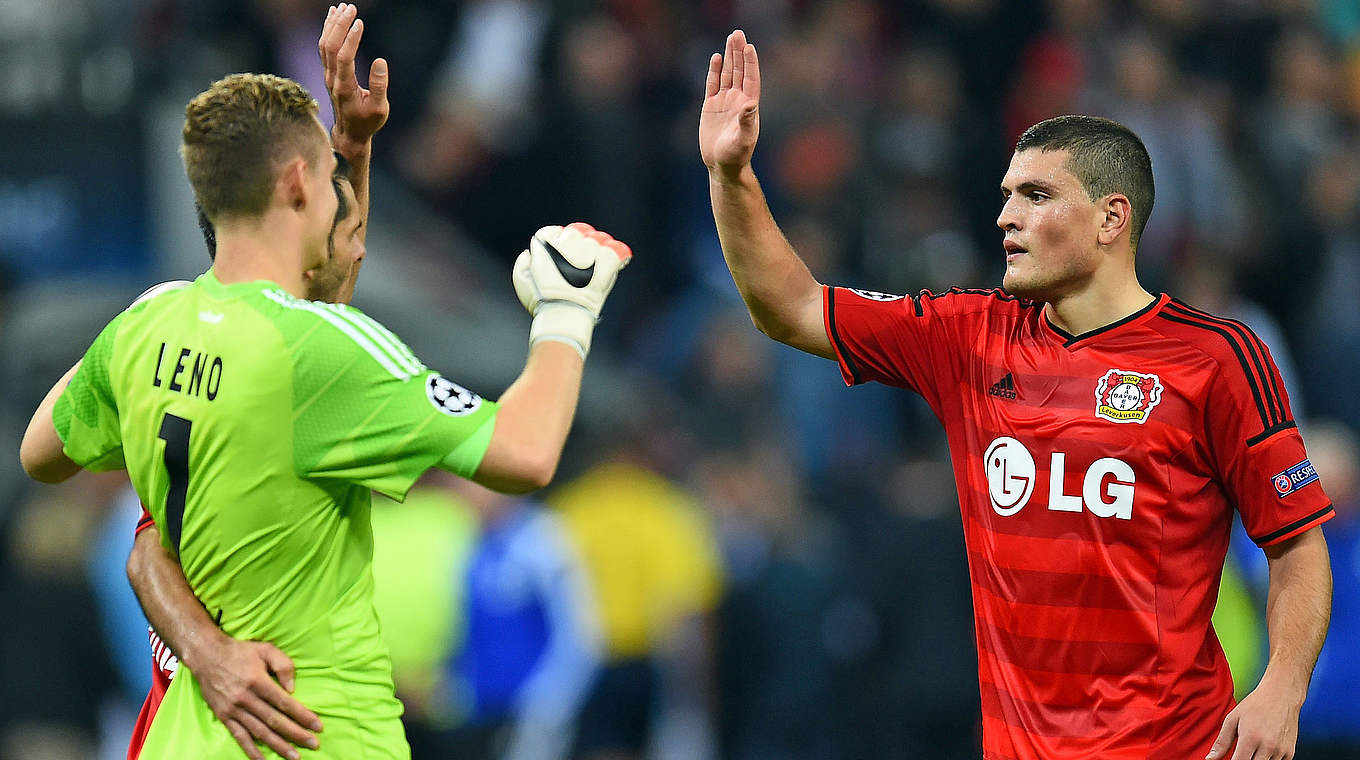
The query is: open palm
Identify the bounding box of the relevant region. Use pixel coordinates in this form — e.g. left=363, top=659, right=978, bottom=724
left=319, top=3, right=390, bottom=144
left=700, top=30, right=761, bottom=174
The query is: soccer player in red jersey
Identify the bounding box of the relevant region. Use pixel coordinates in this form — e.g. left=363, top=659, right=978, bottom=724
left=700, top=30, right=1333, bottom=760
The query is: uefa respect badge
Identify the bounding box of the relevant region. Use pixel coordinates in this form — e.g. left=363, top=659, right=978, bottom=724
left=1272, top=459, right=1319, bottom=498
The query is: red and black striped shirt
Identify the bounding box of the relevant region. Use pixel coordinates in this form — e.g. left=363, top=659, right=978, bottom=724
left=826, top=287, right=1332, bottom=760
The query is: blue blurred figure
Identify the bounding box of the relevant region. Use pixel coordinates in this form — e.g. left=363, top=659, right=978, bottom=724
left=1232, top=420, right=1360, bottom=756
left=446, top=481, right=601, bottom=760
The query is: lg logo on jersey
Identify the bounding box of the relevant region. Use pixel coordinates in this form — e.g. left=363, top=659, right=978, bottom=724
left=983, top=436, right=1135, bottom=519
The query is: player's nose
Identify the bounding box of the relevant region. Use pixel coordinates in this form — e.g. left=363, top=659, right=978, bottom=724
left=996, top=198, right=1022, bottom=231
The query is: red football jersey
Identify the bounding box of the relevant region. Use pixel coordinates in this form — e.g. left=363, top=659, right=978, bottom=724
left=128, top=504, right=178, bottom=760
left=825, top=287, right=1333, bottom=760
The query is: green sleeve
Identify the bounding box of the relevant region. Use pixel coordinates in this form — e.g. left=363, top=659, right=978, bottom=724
left=288, top=302, right=498, bottom=500
left=52, top=311, right=127, bottom=471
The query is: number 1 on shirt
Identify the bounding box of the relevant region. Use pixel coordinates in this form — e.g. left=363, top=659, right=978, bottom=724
left=158, top=412, right=191, bottom=553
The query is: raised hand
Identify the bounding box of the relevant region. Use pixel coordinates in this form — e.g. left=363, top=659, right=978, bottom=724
left=512, top=222, right=632, bottom=359
left=699, top=29, right=761, bottom=177
left=318, top=3, right=389, bottom=148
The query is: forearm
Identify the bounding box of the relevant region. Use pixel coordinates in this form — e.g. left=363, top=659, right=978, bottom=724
left=1258, top=528, right=1332, bottom=698
left=20, top=361, right=82, bottom=482
left=473, top=341, right=584, bottom=493
left=708, top=167, right=830, bottom=357
left=332, top=131, right=372, bottom=241
left=127, top=526, right=228, bottom=672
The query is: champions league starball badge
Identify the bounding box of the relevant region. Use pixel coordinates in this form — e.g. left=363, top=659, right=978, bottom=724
left=426, top=374, right=482, bottom=417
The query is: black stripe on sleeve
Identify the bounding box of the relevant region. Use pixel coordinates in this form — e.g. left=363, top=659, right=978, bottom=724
left=1168, top=301, right=1285, bottom=426
left=1246, top=420, right=1298, bottom=448
left=826, top=288, right=862, bottom=385
left=1252, top=504, right=1334, bottom=546
left=1180, top=303, right=1283, bottom=424
left=1157, top=312, right=1271, bottom=431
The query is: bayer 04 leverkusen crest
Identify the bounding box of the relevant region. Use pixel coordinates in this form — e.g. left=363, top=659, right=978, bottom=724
left=1094, top=369, right=1164, bottom=424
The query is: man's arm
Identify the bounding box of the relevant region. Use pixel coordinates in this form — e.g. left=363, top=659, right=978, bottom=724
left=471, top=224, right=631, bottom=493
left=473, top=341, right=584, bottom=493
left=320, top=2, right=388, bottom=243
left=20, top=361, right=82, bottom=483
left=699, top=30, right=831, bottom=359
left=128, top=525, right=323, bottom=760
left=1208, top=526, right=1332, bottom=760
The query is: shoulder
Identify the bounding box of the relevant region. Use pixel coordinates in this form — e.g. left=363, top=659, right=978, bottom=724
left=256, top=288, right=427, bottom=381
left=910, top=287, right=1042, bottom=322
left=1149, top=298, right=1281, bottom=377
left=833, top=286, right=1039, bottom=317
left=1149, top=298, right=1292, bottom=433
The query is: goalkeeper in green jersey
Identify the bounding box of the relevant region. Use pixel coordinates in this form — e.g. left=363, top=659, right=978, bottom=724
left=19, top=18, right=630, bottom=760
left=118, top=8, right=394, bottom=759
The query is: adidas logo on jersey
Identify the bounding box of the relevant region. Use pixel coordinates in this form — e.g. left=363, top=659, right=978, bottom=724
left=988, top=373, right=1017, bottom=400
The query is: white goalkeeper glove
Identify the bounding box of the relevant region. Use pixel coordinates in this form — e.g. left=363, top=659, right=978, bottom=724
left=512, top=222, right=632, bottom=358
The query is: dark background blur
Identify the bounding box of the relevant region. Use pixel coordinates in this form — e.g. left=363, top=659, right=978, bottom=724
left=3, top=0, right=1359, bottom=758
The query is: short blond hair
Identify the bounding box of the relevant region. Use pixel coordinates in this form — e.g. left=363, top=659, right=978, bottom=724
left=181, top=73, right=323, bottom=222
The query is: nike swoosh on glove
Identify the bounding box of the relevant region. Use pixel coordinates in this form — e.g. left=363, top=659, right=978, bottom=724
left=512, top=222, right=631, bottom=358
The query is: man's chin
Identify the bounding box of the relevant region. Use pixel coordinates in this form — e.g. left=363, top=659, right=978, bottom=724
left=1001, top=274, right=1049, bottom=302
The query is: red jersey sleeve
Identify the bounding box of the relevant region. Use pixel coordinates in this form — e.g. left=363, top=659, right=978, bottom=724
left=135, top=502, right=155, bottom=536
left=1204, top=337, right=1334, bottom=546
left=824, top=285, right=992, bottom=409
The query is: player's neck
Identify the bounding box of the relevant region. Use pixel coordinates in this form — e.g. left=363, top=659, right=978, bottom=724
left=1043, top=280, right=1155, bottom=337
left=212, top=216, right=310, bottom=298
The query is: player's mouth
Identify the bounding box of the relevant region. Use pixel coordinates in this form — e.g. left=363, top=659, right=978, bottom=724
left=1003, top=240, right=1027, bottom=262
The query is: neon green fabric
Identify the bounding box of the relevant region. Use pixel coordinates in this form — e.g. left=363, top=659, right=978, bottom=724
left=54, top=270, right=498, bottom=757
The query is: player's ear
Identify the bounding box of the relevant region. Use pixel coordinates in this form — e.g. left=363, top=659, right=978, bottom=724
left=278, top=158, right=309, bottom=212
left=1097, top=193, right=1131, bottom=247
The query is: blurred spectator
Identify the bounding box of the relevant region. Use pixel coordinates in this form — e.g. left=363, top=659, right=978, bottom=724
left=547, top=450, right=724, bottom=760
left=398, top=0, right=551, bottom=260
left=1296, top=142, right=1360, bottom=424
left=441, top=480, right=600, bottom=760
left=1231, top=419, right=1360, bottom=753
left=698, top=440, right=864, bottom=760
left=1, top=474, right=121, bottom=760
left=1176, top=242, right=1306, bottom=419
left=1089, top=31, right=1248, bottom=284
left=369, top=475, right=480, bottom=753
left=1246, top=26, right=1344, bottom=321
left=1291, top=420, right=1360, bottom=754
left=843, top=455, right=981, bottom=759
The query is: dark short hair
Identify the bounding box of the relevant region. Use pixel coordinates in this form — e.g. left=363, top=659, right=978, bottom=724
left=1015, top=115, right=1155, bottom=248
left=195, top=201, right=217, bottom=260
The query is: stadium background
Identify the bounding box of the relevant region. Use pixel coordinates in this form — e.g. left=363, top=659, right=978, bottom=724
left=2, top=0, right=1359, bottom=757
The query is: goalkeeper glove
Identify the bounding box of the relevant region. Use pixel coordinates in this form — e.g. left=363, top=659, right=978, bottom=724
left=512, top=222, right=631, bottom=358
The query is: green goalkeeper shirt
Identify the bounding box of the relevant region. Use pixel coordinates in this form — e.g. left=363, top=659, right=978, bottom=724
left=53, top=270, right=498, bottom=758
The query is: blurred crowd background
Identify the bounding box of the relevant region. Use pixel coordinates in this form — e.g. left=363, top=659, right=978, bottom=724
left=3, top=0, right=1360, bottom=758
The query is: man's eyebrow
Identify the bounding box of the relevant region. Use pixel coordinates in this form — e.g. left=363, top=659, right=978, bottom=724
left=1000, top=179, right=1060, bottom=196
left=333, top=151, right=351, bottom=179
